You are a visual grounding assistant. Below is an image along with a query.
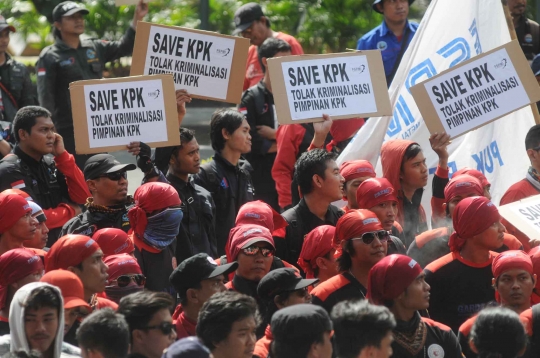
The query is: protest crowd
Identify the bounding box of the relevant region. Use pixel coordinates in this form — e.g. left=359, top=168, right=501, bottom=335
left=2, top=0, right=540, bottom=357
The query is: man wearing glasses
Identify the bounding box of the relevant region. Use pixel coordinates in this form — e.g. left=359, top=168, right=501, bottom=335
left=501, top=124, right=540, bottom=250
left=0, top=106, right=90, bottom=245
left=233, top=2, right=304, bottom=91
left=311, top=210, right=389, bottom=313
left=118, top=291, right=177, bottom=358
left=60, top=153, right=136, bottom=237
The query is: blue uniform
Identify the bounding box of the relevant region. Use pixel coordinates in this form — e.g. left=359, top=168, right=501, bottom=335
left=356, top=20, right=418, bottom=83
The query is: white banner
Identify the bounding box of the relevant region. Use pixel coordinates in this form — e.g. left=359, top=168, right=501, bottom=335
left=337, top=0, right=535, bottom=223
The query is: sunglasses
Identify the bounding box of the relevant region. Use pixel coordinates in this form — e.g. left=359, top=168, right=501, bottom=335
left=99, top=171, right=127, bottom=181
left=242, top=245, right=275, bottom=257
left=107, top=274, right=146, bottom=288
left=141, top=322, right=175, bottom=335
left=351, top=230, right=391, bottom=245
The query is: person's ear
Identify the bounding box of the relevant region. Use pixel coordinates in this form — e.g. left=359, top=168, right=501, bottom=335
left=533, top=274, right=537, bottom=288
left=222, top=128, right=230, bottom=141
left=86, top=179, right=97, bottom=193
left=492, top=277, right=496, bottom=289
left=469, top=338, right=478, bottom=354
left=315, top=256, right=326, bottom=270
left=262, top=57, right=268, bottom=67
left=18, top=128, right=29, bottom=142
left=67, top=265, right=82, bottom=278
left=527, top=148, right=538, bottom=163
left=312, top=174, right=323, bottom=188
left=376, top=3, right=384, bottom=13
left=274, top=295, right=286, bottom=309
left=54, top=21, right=62, bottom=31
left=132, top=329, right=145, bottom=345
left=187, top=288, right=198, bottom=303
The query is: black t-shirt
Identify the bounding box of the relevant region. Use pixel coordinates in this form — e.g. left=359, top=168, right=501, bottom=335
left=424, top=252, right=497, bottom=333
left=311, top=272, right=367, bottom=314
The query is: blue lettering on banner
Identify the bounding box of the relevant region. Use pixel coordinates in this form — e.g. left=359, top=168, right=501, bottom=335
left=436, top=38, right=471, bottom=69
left=472, top=140, right=504, bottom=174
left=428, top=161, right=457, bottom=176
left=468, top=19, right=482, bottom=55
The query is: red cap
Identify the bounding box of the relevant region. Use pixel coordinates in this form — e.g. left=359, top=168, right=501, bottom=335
left=356, top=178, right=398, bottom=210
left=449, top=197, right=500, bottom=252
left=368, top=254, right=423, bottom=305
left=529, top=247, right=540, bottom=293
left=0, top=248, right=43, bottom=310
left=298, top=225, right=335, bottom=279
left=1, top=189, right=31, bottom=200
left=40, top=270, right=91, bottom=314
left=333, top=209, right=384, bottom=256
left=326, top=118, right=365, bottom=151
left=492, top=250, right=533, bottom=278
left=454, top=167, right=490, bottom=187
left=104, top=254, right=142, bottom=282
left=235, top=200, right=288, bottom=233
left=92, top=228, right=134, bottom=257
left=128, top=182, right=181, bottom=240
left=45, top=235, right=101, bottom=272
left=444, top=174, right=483, bottom=203
left=0, top=192, right=32, bottom=234
left=339, top=160, right=376, bottom=183
left=226, top=224, right=275, bottom=262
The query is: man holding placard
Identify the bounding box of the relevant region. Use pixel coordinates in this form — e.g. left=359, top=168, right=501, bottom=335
left=36, top=0, right=148, bottom=169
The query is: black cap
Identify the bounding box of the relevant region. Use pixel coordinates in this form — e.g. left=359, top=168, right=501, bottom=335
left=257, top=268, right=318, bottom=299
left=0, top=15, right=15, bottom=33
left=83, top=154, right=136, bottom=180
left=372, top=0, right=415, bottom=14
left=532, top=54, right=540, bottom=76
left=271, top=304, right=333, bottom=346
left=169, top=254, right=238, bottom=293
left=162, top=337, right=211, bottom=358
left=233, top=3, right=265, bottom=35
left=52, top=1, right=89, bottom=22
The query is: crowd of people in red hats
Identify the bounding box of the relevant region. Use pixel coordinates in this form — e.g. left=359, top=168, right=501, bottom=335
left=2, top=0, right=540, bottom=357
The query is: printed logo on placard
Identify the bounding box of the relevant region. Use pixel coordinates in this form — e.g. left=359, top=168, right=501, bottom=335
left=525, top=33, right=533, bottom=43
left=148, top=89, right=161, bottom=99
left=427, top=344, right=444, bottom=358
left=377, top=41, right=388, bottom=51
left=351, top=65, right=366, bottom=73
left=494, top=58, right=507, bottom=70
left=216, top=48, right=231, bottom=57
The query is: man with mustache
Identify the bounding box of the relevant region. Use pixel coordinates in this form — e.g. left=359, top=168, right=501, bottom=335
left=508, top=0, right=539, bottom=61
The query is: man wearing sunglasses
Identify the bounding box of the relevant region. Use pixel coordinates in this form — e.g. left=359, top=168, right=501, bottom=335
left=311, top=210, right=388, bottom=314
left=368, top=254, right=462, bottom=358
left=103, top=253, right=145, bottom=304
left=170, top=253, right=238, bottom=340
left=60, top=153, right=136, bottom=237
left=501, top=124, right=540, bottom=250
left=233, top=3, right=303, bottom=91
left=118, top=291, right=177, bottom=358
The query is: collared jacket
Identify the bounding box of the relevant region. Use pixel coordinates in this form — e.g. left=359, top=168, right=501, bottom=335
left=0, top=53, right=36, bottom=124
left=311, top=272, right=367, bottom=314
left=166, top=173, right=217, bottom=262
left=36, top=27, right=136, bottom=131
left=194, top=153, right=254, bottom=255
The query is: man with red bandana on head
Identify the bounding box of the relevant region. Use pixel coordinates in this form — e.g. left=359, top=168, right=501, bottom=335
left=0, top=192, right=37, bottom=256
left=459, top=250, right=535, bottom=358
left=356, top=177, right=407, bottom=255
left=381, top=140, right=429, bottom=248
left=368, top=254, right=462, bottom=358
left=128, top=182, right=182, bottom=295
left=339, top=160, right=376, bottom=212
left=23, top=201, right=50, bottom=252
left=92, top=228, right=134, bottom=258
left=425, top=196, right=506, bottom=332
left=297, top=225, right=339, bottom=286
left=0, top=248, right=43, bottom=335
left=103, top=254, right=145, bottom=304
left=311, top=210, right=388, bottom=313
left=409, top=175, right=522, bottom=269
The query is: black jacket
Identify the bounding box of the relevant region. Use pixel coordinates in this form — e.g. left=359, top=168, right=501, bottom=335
left=166, top=173, right=217, bottom=262
left=0, top=53, right=37, bottom=124
left=193, top=153, right=254, bottom=255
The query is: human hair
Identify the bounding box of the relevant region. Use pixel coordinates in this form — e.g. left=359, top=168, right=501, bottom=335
left=259, top=291, right=294, bottom=328
left=257, top=38, right=291, bottom=73
left=1, top=350, right=42, bottom=358
left=400, top=143, right=422, bottom=172
left=24, top=285, right=61, bottom=315
left=197, top=291, right=260, bottom=350
left=337, top=240, right=356, bottom=272
left=171, top=127, right=196, bottom=159
left=525, top=124, right=540, bottom=150
left=12, top=106, right=52, bottom=142
left=470, top=307, right=527, bottom=358
left=209, top=109, right=245, bottom=152
left=331, top=300, right=396, bottom=358
left=272, top=327, right=326, bottom=358
left=117, top=291, right=174, bottom=337
left=294, top=149, right=336, bottom=195
left=177, top=282, right=202, bottom=306
left=76, top=308, right=130, bottom=358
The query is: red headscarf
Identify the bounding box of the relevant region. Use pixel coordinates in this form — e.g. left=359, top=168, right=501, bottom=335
left=339, top=160, right=376, bottom=182
left=92, top=228, right=134, bottom=257
left=298, top=225, right=335, bottom=279
left=326, top=118, right=365, bottom=152
left=104, top=254, right=142, bottom=281
left=45, top=235, right=100, bottom=272
left=449, top=196, right=500, bottom=252
left=0, top=192, right=32, bottom=234
left=226, top=224, right=275, bottom=262
left=333, top=209, right=384, bottom=256
left=444, top=174, right=483, bottom=203
left=128, top=182, right=181, bottom=241
left=492, top=250, right=533, bottom=278
left=454, top=167, right=490, bottom=188
left=368, top=254, right=423, bottom=305
left=235, top=200, right=288, bottom=233
left=356, top=178, right=398, bottom=209
left=0, top=248, right=43, bottom=310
